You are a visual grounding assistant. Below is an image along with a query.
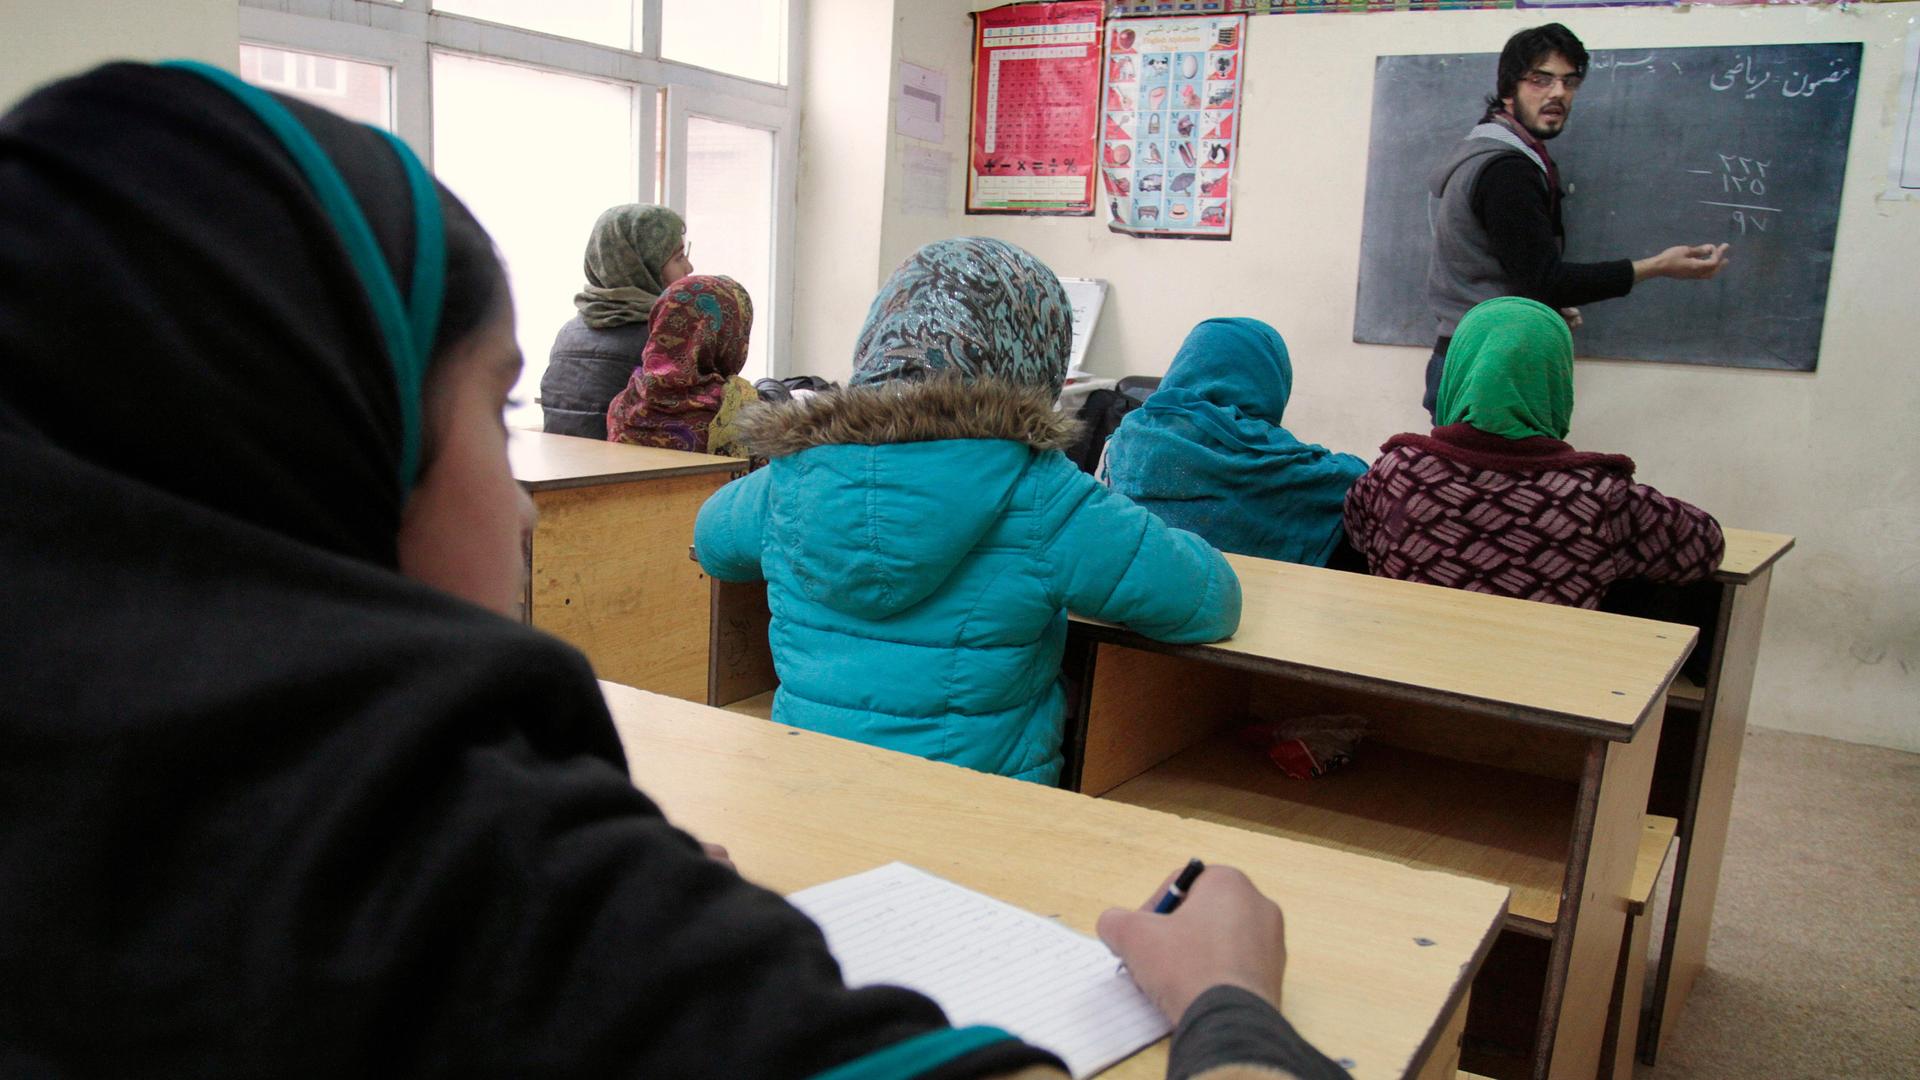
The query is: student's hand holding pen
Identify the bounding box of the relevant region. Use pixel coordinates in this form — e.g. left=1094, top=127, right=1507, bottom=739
left=1096, top=864, right=1288, bottom=1023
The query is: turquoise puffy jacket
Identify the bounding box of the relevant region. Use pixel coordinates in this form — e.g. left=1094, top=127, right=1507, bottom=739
left=693, top=379, right=1241, bottom=784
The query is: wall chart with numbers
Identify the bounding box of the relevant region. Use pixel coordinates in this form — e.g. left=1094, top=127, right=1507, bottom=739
left=1100, top=14, right=1246, bottom=239
left=966, top=1, right=1106, bottom=215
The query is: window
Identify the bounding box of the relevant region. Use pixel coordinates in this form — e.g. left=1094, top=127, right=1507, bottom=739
left=683, top=116, right=775, bottom=377
left=432, top=53, right=647, bottom=407
left=431, top=0, right=638, bottom=52
left=238, top=0, right=798, bottom=423
left=663, top=0, right=786, bottom=85
left=238, top=44, right=392, bottom=129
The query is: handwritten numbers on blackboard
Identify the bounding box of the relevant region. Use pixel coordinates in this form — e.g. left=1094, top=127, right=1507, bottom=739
left=1703, top=154, right=1778, bottom=234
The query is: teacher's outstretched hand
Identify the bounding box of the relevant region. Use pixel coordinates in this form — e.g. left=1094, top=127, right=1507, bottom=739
left=1634, top=242, right=1732, bottom=282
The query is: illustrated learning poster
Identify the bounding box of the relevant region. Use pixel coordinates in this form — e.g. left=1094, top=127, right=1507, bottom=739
left=1100, top=14, right=1246, bottom=238
left=966, top=1, right=1106, bottom=215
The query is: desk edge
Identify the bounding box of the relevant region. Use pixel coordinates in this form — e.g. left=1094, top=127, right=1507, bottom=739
left=1712, top=534, right=1795, bottom=585
left=1403, top=891, right=1511, bottom=1080
left=1072, top=624, right=1686, bottom=743
left=518, top=459, right=744, bottom=491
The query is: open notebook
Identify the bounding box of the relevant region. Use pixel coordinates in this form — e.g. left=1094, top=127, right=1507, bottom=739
left=788, top=862, right=1170, bottom=1078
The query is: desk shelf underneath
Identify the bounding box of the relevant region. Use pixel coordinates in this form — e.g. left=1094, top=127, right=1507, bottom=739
left=1103, top=734, right=1575, bottom=930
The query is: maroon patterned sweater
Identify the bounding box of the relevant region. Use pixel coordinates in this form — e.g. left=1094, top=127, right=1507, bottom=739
left=1343, top=424, right=1725, bottom=609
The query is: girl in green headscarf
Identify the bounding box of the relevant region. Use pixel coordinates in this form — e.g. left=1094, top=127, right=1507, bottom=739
left=1344, top=297, right=1724, bottom=609
left=541, top=204, right=694, bottom=438
left=1434, top=295, right=1574, bottom=440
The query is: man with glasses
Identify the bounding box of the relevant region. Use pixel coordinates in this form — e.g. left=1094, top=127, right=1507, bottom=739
left=1422, top=23, right=1730, bottom=417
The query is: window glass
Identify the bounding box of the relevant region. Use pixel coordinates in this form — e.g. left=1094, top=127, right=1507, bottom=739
left=434, top=0, right=639, bottom=51
left=431, top=52, right=641, bottom=420
left=683, top=115, right=774, bottom=378
left=663, top=0, right=785, bottom=84
left=239, top=44, right=393, bottom=129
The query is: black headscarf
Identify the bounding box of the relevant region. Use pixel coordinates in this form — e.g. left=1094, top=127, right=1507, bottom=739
left=0, top=65, right=1056, bottom=1077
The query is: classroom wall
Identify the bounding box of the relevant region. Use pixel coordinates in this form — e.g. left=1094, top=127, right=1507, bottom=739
left=790, top=0, right=899, bottom=375
left=0, top=0, right=238, bottom=110
left=793, top=0, right=1920, bottom=752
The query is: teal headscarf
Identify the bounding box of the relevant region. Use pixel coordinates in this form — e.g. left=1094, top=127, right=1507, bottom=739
left=1103, top=319, right=1367, bottom=567
left=1436, top=296, right=1574, bottom=440
left=849, top=238, right=1071, bottom=398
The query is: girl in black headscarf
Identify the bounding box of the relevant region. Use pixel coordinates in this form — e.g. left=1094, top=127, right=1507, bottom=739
left=0, top=63, right=1339, bottom=1080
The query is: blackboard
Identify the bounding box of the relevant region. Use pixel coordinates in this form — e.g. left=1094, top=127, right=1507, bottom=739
left=1354, top=43, right=1862, bottom=371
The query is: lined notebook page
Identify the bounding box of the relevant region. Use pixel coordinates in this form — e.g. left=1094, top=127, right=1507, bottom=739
left=788, top=862, right=1170, bottom=1078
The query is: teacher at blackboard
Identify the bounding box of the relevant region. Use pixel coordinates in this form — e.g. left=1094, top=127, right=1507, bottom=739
left=1422, top=23, right=1731, bottom=417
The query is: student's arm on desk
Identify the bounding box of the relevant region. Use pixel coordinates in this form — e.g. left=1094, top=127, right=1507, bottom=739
left=1040, top=460, right=1242, bottom=642
left=693, top=467, right=770, bottom=581
left=1615, top=482, right=1726, bottom=587
left=988, top=866, right=1353, bottom=1079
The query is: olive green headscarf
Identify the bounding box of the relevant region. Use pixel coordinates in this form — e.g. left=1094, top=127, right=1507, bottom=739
left=1435, top=296, right=1574, bottom=440
left=574, top=204, right=685, bottom=329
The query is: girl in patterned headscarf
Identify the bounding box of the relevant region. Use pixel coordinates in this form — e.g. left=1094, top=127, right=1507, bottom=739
left=694, top=238, right=1242, bottom=785
left=541, top=204, right=693, bottom=438
left=847, top=237, right=1072, bottom=396
left=605, top=274, right=756, bottom=457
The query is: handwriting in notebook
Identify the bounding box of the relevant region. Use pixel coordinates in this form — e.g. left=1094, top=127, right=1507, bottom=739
left=788, top=862, right=1170, bottom=1079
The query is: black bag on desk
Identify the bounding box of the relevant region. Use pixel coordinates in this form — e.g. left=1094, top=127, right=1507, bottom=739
left=755, top=375, right=837, bottom=403
left=1063, top=377, right=1160, bottom=475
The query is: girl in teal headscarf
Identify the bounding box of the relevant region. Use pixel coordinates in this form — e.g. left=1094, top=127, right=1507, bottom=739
left=1103, top=319, right=1367, bottom=567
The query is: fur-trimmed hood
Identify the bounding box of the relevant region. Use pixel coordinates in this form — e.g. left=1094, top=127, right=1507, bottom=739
left=732, top=376, right=1079, bottom=459
left=723, top=377, right=1083, bottom=620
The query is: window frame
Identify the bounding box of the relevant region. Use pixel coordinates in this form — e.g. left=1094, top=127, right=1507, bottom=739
left=664, top=85, right=794, bottom=386
left=237, top=0, right=803, bottom=377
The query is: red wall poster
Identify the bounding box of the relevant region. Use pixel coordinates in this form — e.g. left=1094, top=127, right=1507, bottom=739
left=966, top=1, right=1106, bottom=215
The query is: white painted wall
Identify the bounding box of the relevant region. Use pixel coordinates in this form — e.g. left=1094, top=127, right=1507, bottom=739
left=0, top=0, right=238, bottom=110
left=794, top=0, right=1920, bottom=752
left=789, top=0, right=898, bottom=374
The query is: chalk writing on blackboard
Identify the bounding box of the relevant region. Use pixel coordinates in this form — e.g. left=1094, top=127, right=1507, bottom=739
left=1709, top=54, right=1853, bottom=100
left=1689, top=154, right=1780, bottom=235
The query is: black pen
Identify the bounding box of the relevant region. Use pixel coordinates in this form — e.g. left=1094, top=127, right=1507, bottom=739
left=1154, top=858, right=1206, bottom=914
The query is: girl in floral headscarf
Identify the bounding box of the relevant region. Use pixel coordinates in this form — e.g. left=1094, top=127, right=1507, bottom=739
left=693, top=238, right=1241, bottom=785
left=605, top=275, right=756, bottom=457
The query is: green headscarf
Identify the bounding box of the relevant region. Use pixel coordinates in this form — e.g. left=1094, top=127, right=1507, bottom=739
left=574, top=204, right=685, bottom=329
left=1436, top=296, right=1574, bottom=440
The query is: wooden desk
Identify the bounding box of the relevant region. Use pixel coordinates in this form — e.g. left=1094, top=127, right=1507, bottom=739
left=1627, top=528, right=1793, bottom=1063
left=1064, top=554, right=1694, bottom=1080
left=600, top=681, right=1510, bottom=1080
left=511, top=430, right=743, bottom=701
left=1598, top=817, right=1676, bottom=1080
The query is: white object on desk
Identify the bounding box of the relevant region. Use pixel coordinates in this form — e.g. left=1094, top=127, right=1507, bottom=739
left=1056, top=276, right=1108, bottom=377
left=789, top=862, right=1170, bottom=1079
